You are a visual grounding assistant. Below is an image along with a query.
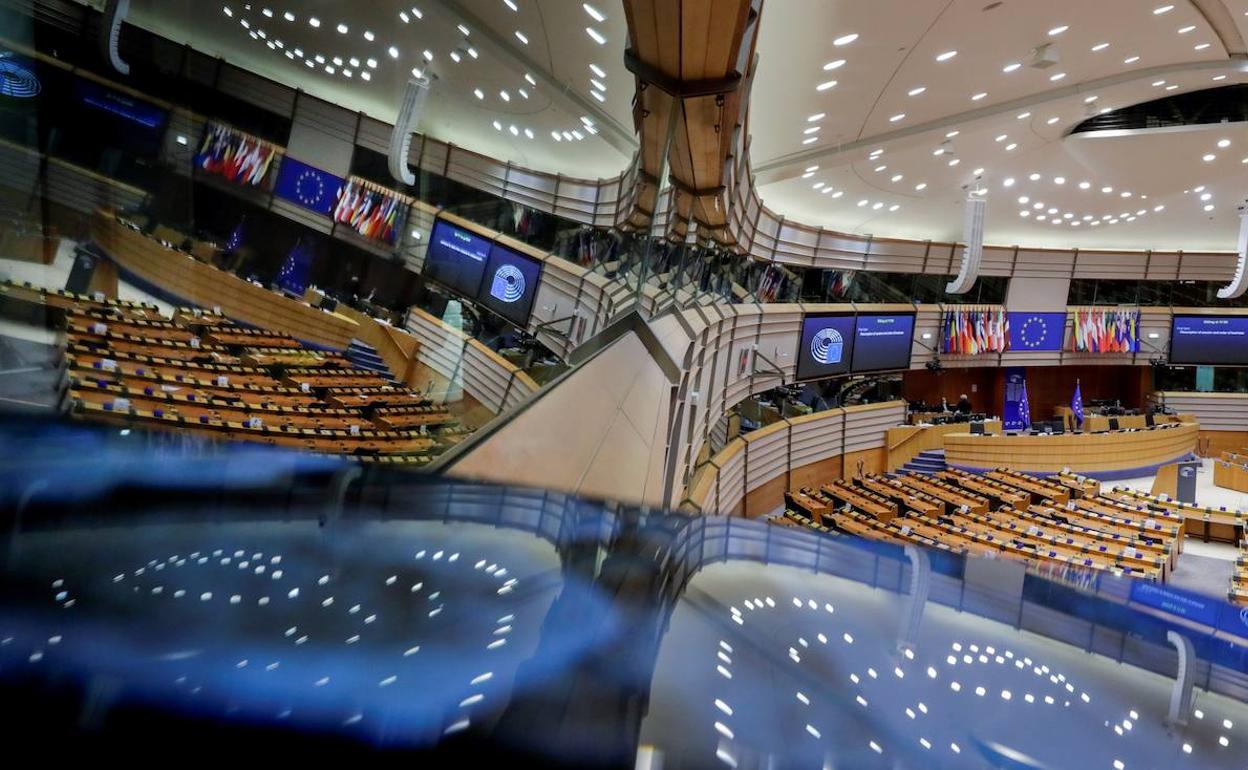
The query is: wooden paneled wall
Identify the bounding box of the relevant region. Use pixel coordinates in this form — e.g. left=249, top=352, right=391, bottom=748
left=682, top=401, right=905, bottom=516
left=902, top=365, right=1152, bottom=420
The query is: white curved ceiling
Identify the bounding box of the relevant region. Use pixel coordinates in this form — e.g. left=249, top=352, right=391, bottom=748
left=107, top=1, right=1248, bottom=252
left=119, top=0, right=636, bottom=178
left=750, top=0, right=1248, bottom=250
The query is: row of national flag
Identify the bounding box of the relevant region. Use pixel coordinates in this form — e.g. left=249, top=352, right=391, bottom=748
left=195, top=121, right=277, bottom=187
left=942, top=308, right=1009, bottom=355
left=333, top=178, right=404, bottom=244
left=1072, top=308, right=1140, bottom=354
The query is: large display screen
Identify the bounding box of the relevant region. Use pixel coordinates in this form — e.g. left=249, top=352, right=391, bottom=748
left=795, top=314, right=856, bottom=381
left=851, top=314, right=915, bottom=372
left=1169, top=315, right=1248, bottom=365
left=423, top=219, right=491, bottom=298
left=476, top=243, right=542, bottom=327
left=70, top=79, right=167, bottom=157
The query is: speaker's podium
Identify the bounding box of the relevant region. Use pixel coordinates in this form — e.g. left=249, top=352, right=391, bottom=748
left=1151, top=458, right=1201, bottom=504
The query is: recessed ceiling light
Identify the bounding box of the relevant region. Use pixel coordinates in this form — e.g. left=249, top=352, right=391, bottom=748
left=336, top=23, right=348, bottom=34
left=493, top=121, right=502, bottom=131
left=946, top=130, right=960, bottom=138
left=1079, top=181, right=1090, bottom=189
left=1203, top=153, right=1216, bottom=161
left=282, top=11, right=294, bottom=21
left=500, top=90, right=510, bottom=101
left=1003, top=177, right=1015, bottom=187
left=473, top=88, right=484, bottom=99
left=802, top=171, right=815, bottom=179
left=805, top=165, right=819, bottom=172
left=1003, top=62, right=1022, bottom=73
left=891, top=174, right=903, bottom=182
left=948, top=158, right=960, bottom=166
left=515, top=30, right=531, bottom=44
left=1049, top=72, right=1066, bottom=82
left=589, top=64, right=607, bottom=80
left=915, top=183, right=927, bottom=191
left=1205, top=204, right=1215, bottom=211
left=1165, top=84, right=1178, bottom=90
left=1152, top=80, right=1167, bottom=86
left=1005, top=143, right=1018, bottom=151
left=1048, top=25, right=1069, bottom=36
left=1017, top=111, right=1031, bottom=119
left=388, top=46, right=400, bottom=58
left=1178, top=25, right=1196, bottom=33
left=872, top=202, right=884, bottom=210
left=1121, top=191, right=1132, bottom=197
left=1124, top=55, right=1140, bottom=63
left=834, top=33, right=859, bottom=46
left=586, top=27, right=606, bottom=44
left=1084, top=95, right=1098, bottom=103
left=1154, top=4, right=1174, bottom=14
left=889, top=113, right=906, bottom=122
left=1195, top=43, right=1211, bottom=51
left=1091, top=42, right=1109, bottom=51
left=824, top=59, right=846, bottom=71
left=816, top=80, right=838, bottom=91
left=1046, top=116, right=1060, bottom=124
left=857, top=199, right=869, bottom=207
left=308, top=16, right=320, bottom=27
left=971, top=92, right=987, bottom=100
left=360, top=71, right=371, bottom=81
left=1214, top=74, right=1227, bottom=81
left=1154, top=204, right=1165, bottom=211
left=504, top=0, right=518, bottom=10
left=832, top=191, right=844, bottom=198
left=1018, top=196, right=1029, bottom=203
left=807, top=112, right=826, bottom=121
left=874, top=164, right=887, bottom=172
left=590, top=78, right=606, bottom=91
left=423, top=49, right=434, bottom=61
left=525, top=73, right=537, bottom=86
left=995, top=134, right=1007, bottom=142
left=1201, top=192, right=1212, bottom=201
left=936, top=50, right=958, bottom=62
left=1054, top=176, right=1066, bottom=184
left=1029, top=173, right=1042, bottom=181
left=582, top=3, right=605, bottom=21
left=802, top=136, right=817, bottom=145
left=1218, top=138, right=1231, bottom=148
left=803, top=126, right=820, bottom=134
left=908, top=86, right=926, bottom=96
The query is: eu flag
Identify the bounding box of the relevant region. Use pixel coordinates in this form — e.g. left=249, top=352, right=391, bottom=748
left=1007, top=312, right=1066, bottom=351
left=1071, top=381, right=1084, bottom=429
left=273, top=156, right=343, bottom=216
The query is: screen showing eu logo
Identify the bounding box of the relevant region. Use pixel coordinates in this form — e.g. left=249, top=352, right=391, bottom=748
left=796, top=314, right=856, bottom=380
left=476, top=244, right=542, bottom=327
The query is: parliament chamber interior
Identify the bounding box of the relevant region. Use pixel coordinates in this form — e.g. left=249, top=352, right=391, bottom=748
left=4, top=0, right=1248, bottom=766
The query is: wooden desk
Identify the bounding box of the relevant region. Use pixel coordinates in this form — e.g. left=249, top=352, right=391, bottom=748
left=944, top=423, right=1199, bottom=475
left=887, top=419, right=1002, bottom=470
left=91, top=210, right=358, bottom=348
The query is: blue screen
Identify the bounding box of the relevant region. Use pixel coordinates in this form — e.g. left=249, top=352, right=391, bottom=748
left=424, top=219, right=492, bottom=298
left=476, top=244, right=542, bottom=328
left=1169, top=315, right=1248, bottom=365
left=851, top=314, right=915, bottom=373
left=1008, top=312, right=1066, bottom=351
left=1129, top=581, right=1222, bottom=628
left=795, top=314, right=856, bottom=381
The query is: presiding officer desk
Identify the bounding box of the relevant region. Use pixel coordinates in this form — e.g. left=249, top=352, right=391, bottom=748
left=943, top=418, right=1197, bottom=478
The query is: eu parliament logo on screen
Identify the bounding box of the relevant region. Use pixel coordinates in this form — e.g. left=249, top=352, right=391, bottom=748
left=810, top=327, right=844, bottom=365
left=489, top=264, right=527, bottom=304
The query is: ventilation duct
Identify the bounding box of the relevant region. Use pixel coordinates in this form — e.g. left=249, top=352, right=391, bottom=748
left=389, top=76, right=431, bottom=186
left=946, top=196, right=986, bottom=294
left=1216, top=208, right=1248, bottom=299
left=100, top=0, right=130, bottom=75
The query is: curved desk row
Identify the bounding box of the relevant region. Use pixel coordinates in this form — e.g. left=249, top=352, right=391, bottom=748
left=90, top=210, right=359, bottom=349
left=944, top=422, right=1199, bottom=480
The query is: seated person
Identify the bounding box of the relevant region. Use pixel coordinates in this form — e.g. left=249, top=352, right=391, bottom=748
left=955, top=393, right=972, bottom=415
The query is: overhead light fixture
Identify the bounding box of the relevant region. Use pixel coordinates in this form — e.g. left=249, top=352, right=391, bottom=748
left=971, top=92, right=987, bottom=100
left=582, top=3, right=605, bottom=22
left=816, top=80, right=838, bottom=91
left=889, top=113, right=905, bottom=122
left=1048, top=25, right=1069, bottom=36
left=936, top=50, right=957, bottom=62
left=1154, top=4, right=1174, bottom=13
left=516, top=30, right=530, bottom=44
left=586, top=27, right=606, bottom=44
left=908, top=86, right=926, bottom=96
left=807, top=112, right=825, bottom=121
left=1195, top=43, right=1211, bottom=51
left=834, top=33, right=859, bottom=46
left=336, top=23, right=348, bottom=34
left=824, top=59, right=846, bottom=71
left=1124, top=55, right=1141, bottom=63
left=1178, top=25, right=1195, bottom=33
left=388, top=46, right=400, bottom=58
left=1017, top=111, right=1031, bottom=119
left=308, top=16, right=320, bottom=28
left=1003, top=62, right=1021, bottom=73
left=589, top=63, right=606, bottom=78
